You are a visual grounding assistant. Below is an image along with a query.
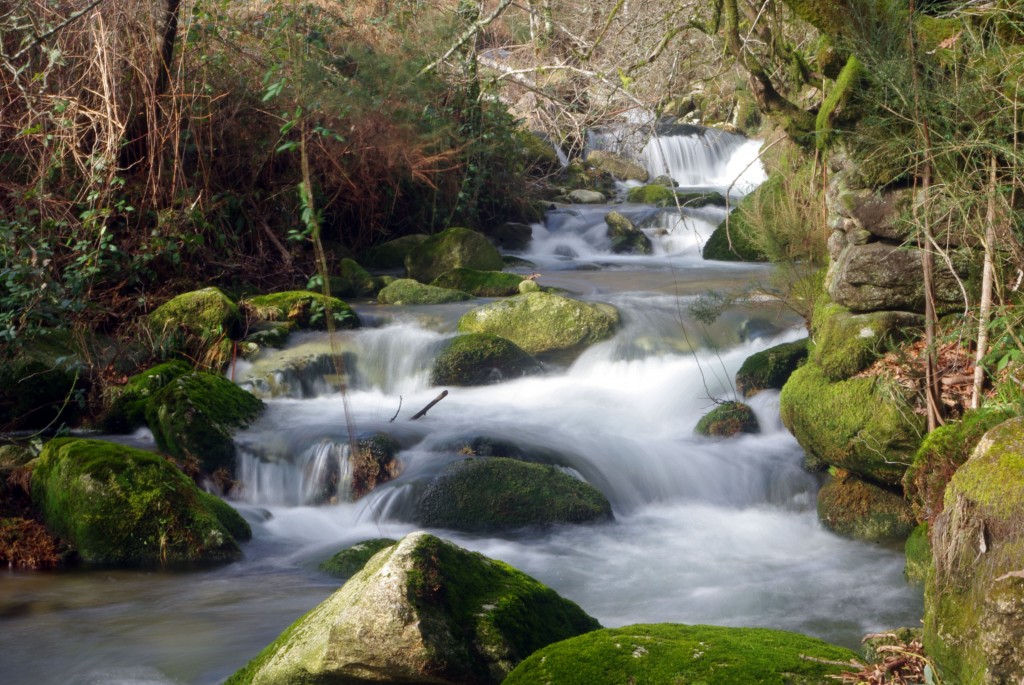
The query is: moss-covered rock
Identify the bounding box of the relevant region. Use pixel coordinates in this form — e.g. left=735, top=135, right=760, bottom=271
left=431, top=268, right=524, bottom=297
left=566, top=189, right=607, bottom=204
left=925, top=416, right=1024, bottom=684
left=735, top=339, right=809, bottom=397
left=0, top=334, right=90, bottom=432
left=148, top=287, right=242, bottom=367
left=905, top=522, right=931, bottom=584
left=145, top=371, right=264, bottom=477
left=586, top=150, right=649, bottom=182
left=809, top=300, right=921, bottom=381
left=329, top=258, right=377, bottom=298
left=625, top=184, right=726, bottom=208
left=817, top=471, right=916, bottom=542
left=414, top=457, right=612, bottom=532
left=504, top=623, right=860, bottom=685
left=101, top=360, right=193, bottom=433
left=243, top=291, right=359, bottom=331
left=605, top=211, right=653, bottom=255
left=358, top=234, right=429, bottom=270
left=779, top=362, right=924, bottom=484
left=352, top=433, right=402, bottom=500
left=457, top=292, right=619, bottom=358
left=431, top=334, right=540, bottom=387
left=240, top=320, right=294, bottom=350
left=702, top=212, right=769, bottom=262
left=227, top=531, right=600, bottom=685
left=902, top=407, right=1015, bottom=524
left=197, top=491, right=252, bottom=542
left=377, top=278, right=473, bottom=305
left=405, top=227, right=504, bottom=284
left=318, top=538, right=397, bottom=579
left=695, top=401, right=760, bottom=437
left=30, top=438, right=245, bottom=566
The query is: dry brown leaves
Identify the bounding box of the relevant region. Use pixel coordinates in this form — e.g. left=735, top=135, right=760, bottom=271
left=830, top=638, right=934, bottom=685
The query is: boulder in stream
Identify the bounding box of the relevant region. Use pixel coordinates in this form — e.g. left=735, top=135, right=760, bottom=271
left=30, top=438, right=248, bottom=566
left=226, top=531, right=601, bottom=685
left=318, top=538, right=397, bottom=580
left=817, top=471, right=915, bottom=542
left=694, top=401, right=759, bottom=437
left=481, top=221, right=533, bottom=252
left=330, top=258, right=377, bottom=298
left=242, top=291, right=359, bottom=331
left=431, top=267, right=525, bottom=297
left=148, top=287, right=242, bottom=367
left=358, top=234, right=429, bottom=270
left=503, top=623, right=859, bottom=685
left=809, top=301, right=921, bottom=382
left=100, top=360, right=192, bottom=433
left=352, top=433, right=402, bottom=500
left=431, top=334, right=540, bottom=387
left=377, top=278, right=472, bottom=305
left=734, top=339, right=808, bottom=397
left=405, top=227, right=504, bottom=283
left=566, top=189, right=606, bottom=204
left=605, top=211, right=652, bottom=255
left=586, top=150, right=649, bottom=183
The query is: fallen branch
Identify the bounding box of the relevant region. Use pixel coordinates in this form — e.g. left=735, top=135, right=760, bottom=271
left=389, top=396, right=403, bottom=423
left=411, top=390, right=448, bottom=420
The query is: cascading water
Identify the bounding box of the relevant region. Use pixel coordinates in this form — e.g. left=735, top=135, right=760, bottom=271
left=641, top=127, right=767, bottom=194
left=0, top=134, right=922, bottom=685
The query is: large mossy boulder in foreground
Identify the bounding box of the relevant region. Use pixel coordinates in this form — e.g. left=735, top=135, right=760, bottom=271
left=318, top=538, right=397, bottom=580
left=458, top=292, right=619, bottom=358
left=503, top=623, right=859, bottom=685
left=925, top=416, right=1024, bottom=685
left=101, top=360, right=192, bottom=433
left=227, top=532, right=600, bottom=685
left=817, top=471, right=915, bottom=542
left=779, top=362, right=923, bottom=485
left=377, top=278, right=472, bottom=305
left=145, top=371, right=264, bottom=477
left=243, top=291, right=359, bottom=331
left=695, top=401, right=759, bottom=437
left=415, top=457, right=612, bottom=532
left=148, top=287, right=242, bottom=365
left=404, top=227, right=504, bottom=284
left=30, top=438, right=248, bottom=566
left=431, top=267, right=524, bottom=297
left=431, top=334, right=540, bottom=386
left=735, top=339, right=808, bottom=397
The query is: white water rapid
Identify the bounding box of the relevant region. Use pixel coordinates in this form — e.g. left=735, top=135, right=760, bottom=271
left=0, top=130, right=922, bottom=685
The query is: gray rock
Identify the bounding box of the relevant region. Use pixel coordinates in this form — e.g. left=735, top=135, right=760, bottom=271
left=566, top=189, right=607, bottom=204
left=586, top=150, right=649, bottom=183
left=605, top=211, right=652, bottom=255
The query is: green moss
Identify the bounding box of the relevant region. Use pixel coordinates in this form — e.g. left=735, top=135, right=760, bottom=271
left=626, top=185, right=726, bottom=208
left=703, top=212, right=769, bottom=262
left=503, top=623, right=859, bottom=685
left=145, top=371, right=264, bottom=476
left=904, top=522, right=931, bottom=584
left=605, top=212, right=652, bottom=255
left=319, top=538, right=397, bottom=579
left=816, top=54, right=864, bottom=150
left=101, top=360, right=192, bottom=433
left=431, top=268, right=524, bottom=297
left=405, top=227, right=505, bottom=283
left=223, top=601, right=323, bottom=685
left=377, top=278, right=473, bottom=305
left=358, top=234, right=429, bottom=270
left=329, top=258, right=377, bottom=298
left=735, top=339, right=809, bottom=397
left=695, top=401, right=760, bottom=437
left=945, top=416, right=1024, bottom=517
left=243, top=291, right=359, bottom=331
left=779, top=362, right=924, bottom=484
left=241, top=320, right=294, bottom=349
left=197, top=491, right=252, bottom=542
left=30, top=438, right=244, bottom=566
left=431, top=334, right=540, bottom=386
left=817, top=472, right=915, bottom=542
left=148, top=287, right=242, bottom=367
left=809, top=300, right=921, bottom=382
left=415, top=457, right=612, bottom=532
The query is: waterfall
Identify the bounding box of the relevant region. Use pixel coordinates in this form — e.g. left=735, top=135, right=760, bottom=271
left=641, top=129, right=767, bottom=194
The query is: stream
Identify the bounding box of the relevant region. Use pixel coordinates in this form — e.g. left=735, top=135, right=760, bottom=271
left=0, top=130, right=923, bottom=685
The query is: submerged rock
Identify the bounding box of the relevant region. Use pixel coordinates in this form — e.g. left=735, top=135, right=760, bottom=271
left=405, top=227, right=504, bottom=283
left=226, top=532, right=600, bottom=684
left=503, top=623, right=859, bottom=685
left=431, top=334, right=540, bottom=386
left=414, top=457, right=612, bottom=532
left=377, top=278, right=472, bottom=305
left=817, top=471, right=915, bottom=542
left=243, top=291, right=359, bottom=331
left=319, top=538, right=397, bottom=580
left=735, top=339, right=808, bottom=397
left=694, top=401, right=759, bottom=437
left=431, top=268, right=524, bottom=297
left=30, top=438, right=247, bottom=566
left=605, top=211, right=652, bottom=255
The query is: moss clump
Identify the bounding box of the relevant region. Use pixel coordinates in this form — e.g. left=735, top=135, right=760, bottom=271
left=779, top=362, right=923, bottom=484
left=431, top=268, right=524, bottom=297
left=405, top=227, right=505, bottom=283
left=377, top=278, right=473, bottom=305
left=702, top=212, right=768, bottom=262
left=431, top=334, right=540, bottom=387
left=626, top=184, right=675, bottom=206
left=457, top=292, right=619, bottom=358
left=503, top=623, right=859, bottom=685
left=816, top=54, right=864, bottom=150
left=809, top=300, right=921, bottom=382
left=243, top=291, right=359, bottom=331
left=902, top=407, right=1014, bottom=524
left=735, top=339, right=809, bottom=397
left=30, top=438, right=245, bottom=566
left=329, top=258, right=377, bottom=298
left=904, top=522, right=931, bottom=584
left=145, top=371, right=264, bottom=476
left=318, top=538, right=397, bottom=579
left=817, top=471, right=916, bottom=542
left=352, top=432, right=401, bottom=500
left=415, top=457, right=612, bottom=532
left=101, top=360, right=192, bottom=433
left=695, top=401, right=760, bottom=437
left=358, top=234, right=429, bottom=270
left=148, top=287, right=242, bottom=367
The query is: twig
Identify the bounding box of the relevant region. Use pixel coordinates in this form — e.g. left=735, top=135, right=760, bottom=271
left=411, top=390, right=448, bottom=420
left=389, top=396, right=403, bottom=423
left=10, top=0, right=108, bottom=62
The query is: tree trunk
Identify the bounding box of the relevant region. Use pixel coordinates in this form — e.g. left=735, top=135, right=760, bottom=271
left=972, top=153, right=998, bottom=409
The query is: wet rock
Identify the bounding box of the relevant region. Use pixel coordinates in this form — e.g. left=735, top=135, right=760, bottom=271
left=810, top=301, right=922, bottom=381
left=735, top=339, right=808, bottom=397
left=242, top=291, right=359, bottom=331
left=566, top=189, right=607, bottom=204
left=431, top=334, right=540, bottom=386
left=586, top=150, right=649, bottom=183
left=330, top=258, right=377, bottom=298
left=694, top=401, right=760, bottom=437
left=377, top=278, right=472, bottom=305
left=101, top=360, right=192, bottom=433
left=352, top=433, right=402, bottom=500
left=405, top=227, right=505, bottom=283
left=605, top=211, right=652, bottom=255
left=817, top=471, right=915, bottom=542
left=431, top=268, right=525, bottom=297
left=319, top=538, right=397, bottom=580
left=358, top=234, right=429, bottom=270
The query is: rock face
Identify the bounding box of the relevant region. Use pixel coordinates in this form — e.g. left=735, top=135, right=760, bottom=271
left=694, top=402, right=759, bottom=437
left=148, top=287, right=242, bottom=365
left=503, top=623, right=859, bottom=685
left=457, top=292, right=619, bottom=358
left=431, top=268, right=524, bottom=297
left=243, top=291, right=359, bottom=331
left=30, top=438, right=248, bottom=566
left=586, top=150, right=649, bottom=182
left=810, top=301, right=921, bottom=381
left=415, top=457, right=613, bottom=532
left=359, top=234, right=429, bottom=269
left=817, top=471, right=916, bottom=542
left=431, top=334, right=540, bottom=386
left=226, top=532, right=601, bottom=685
left=377, top=278, right=473, bottom=305
left=925, top=416, right=1024, bottom=685
left=604, top=211, right=652, bottom=255
left=405, top=227, right=504, bottom=283
left=735, top=339, right=808, bottom=397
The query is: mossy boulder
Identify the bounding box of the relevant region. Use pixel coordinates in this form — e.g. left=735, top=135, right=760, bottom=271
left=227, top=531, right=600, bottom=685
left=925, top=416, right=1024, bottom=684
left=359, top=234, right=429, bottom=270
left=503, top=623, right=860, bottom=685
left=735, top=339, right=809, bottom=397
left=0, top=333, right=90, bottom=431
left=241, top=320, right=294, bottom=350
left=414, top=457, right=612, bottom=532
left=145, top=371, right=264, bottom=477
left=148, top=287, right=242, bottom=367
left=695, top=401, right=760, bottom=437
left=243, top=291, right=359, bottom=331
left=625, top=184, right=725, bottom=208
left=431, top=268, right=524, bottom=297
left=431, top=334, right=540, bottom=386
left=457, top=292, right=619, bottom=358
left=779, top=362, right=924, bottom=485
left=605, top=211, right=653, bottom=255
left=817, top=471, right=916, bottom=542
left=352, top=433, right=402, bottom=500
left=329, top=258, right=377, bottom=298
left=810, top=300, right=921, bottom=381
left=405, top=227, right=504, bottom=284
left=319, top=538, right=397, bottom=580
left=100, top=360, right=192, bottom=433
left=905, top=522, right=931, bottom=584
left=377, top=278, right=473, bottom=305
left=566, top=189, right=606, bottom=204
left=586, top=150, right=649, bottom=182
left=30, top=438, right=246, bottom=566
left=702, top=213, right=768, bottom=262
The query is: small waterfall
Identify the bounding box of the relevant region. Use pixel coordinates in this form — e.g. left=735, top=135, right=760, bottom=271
left=641, top=129, right=766, bottom=194
left=236, top=437, right=352, bottom=506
